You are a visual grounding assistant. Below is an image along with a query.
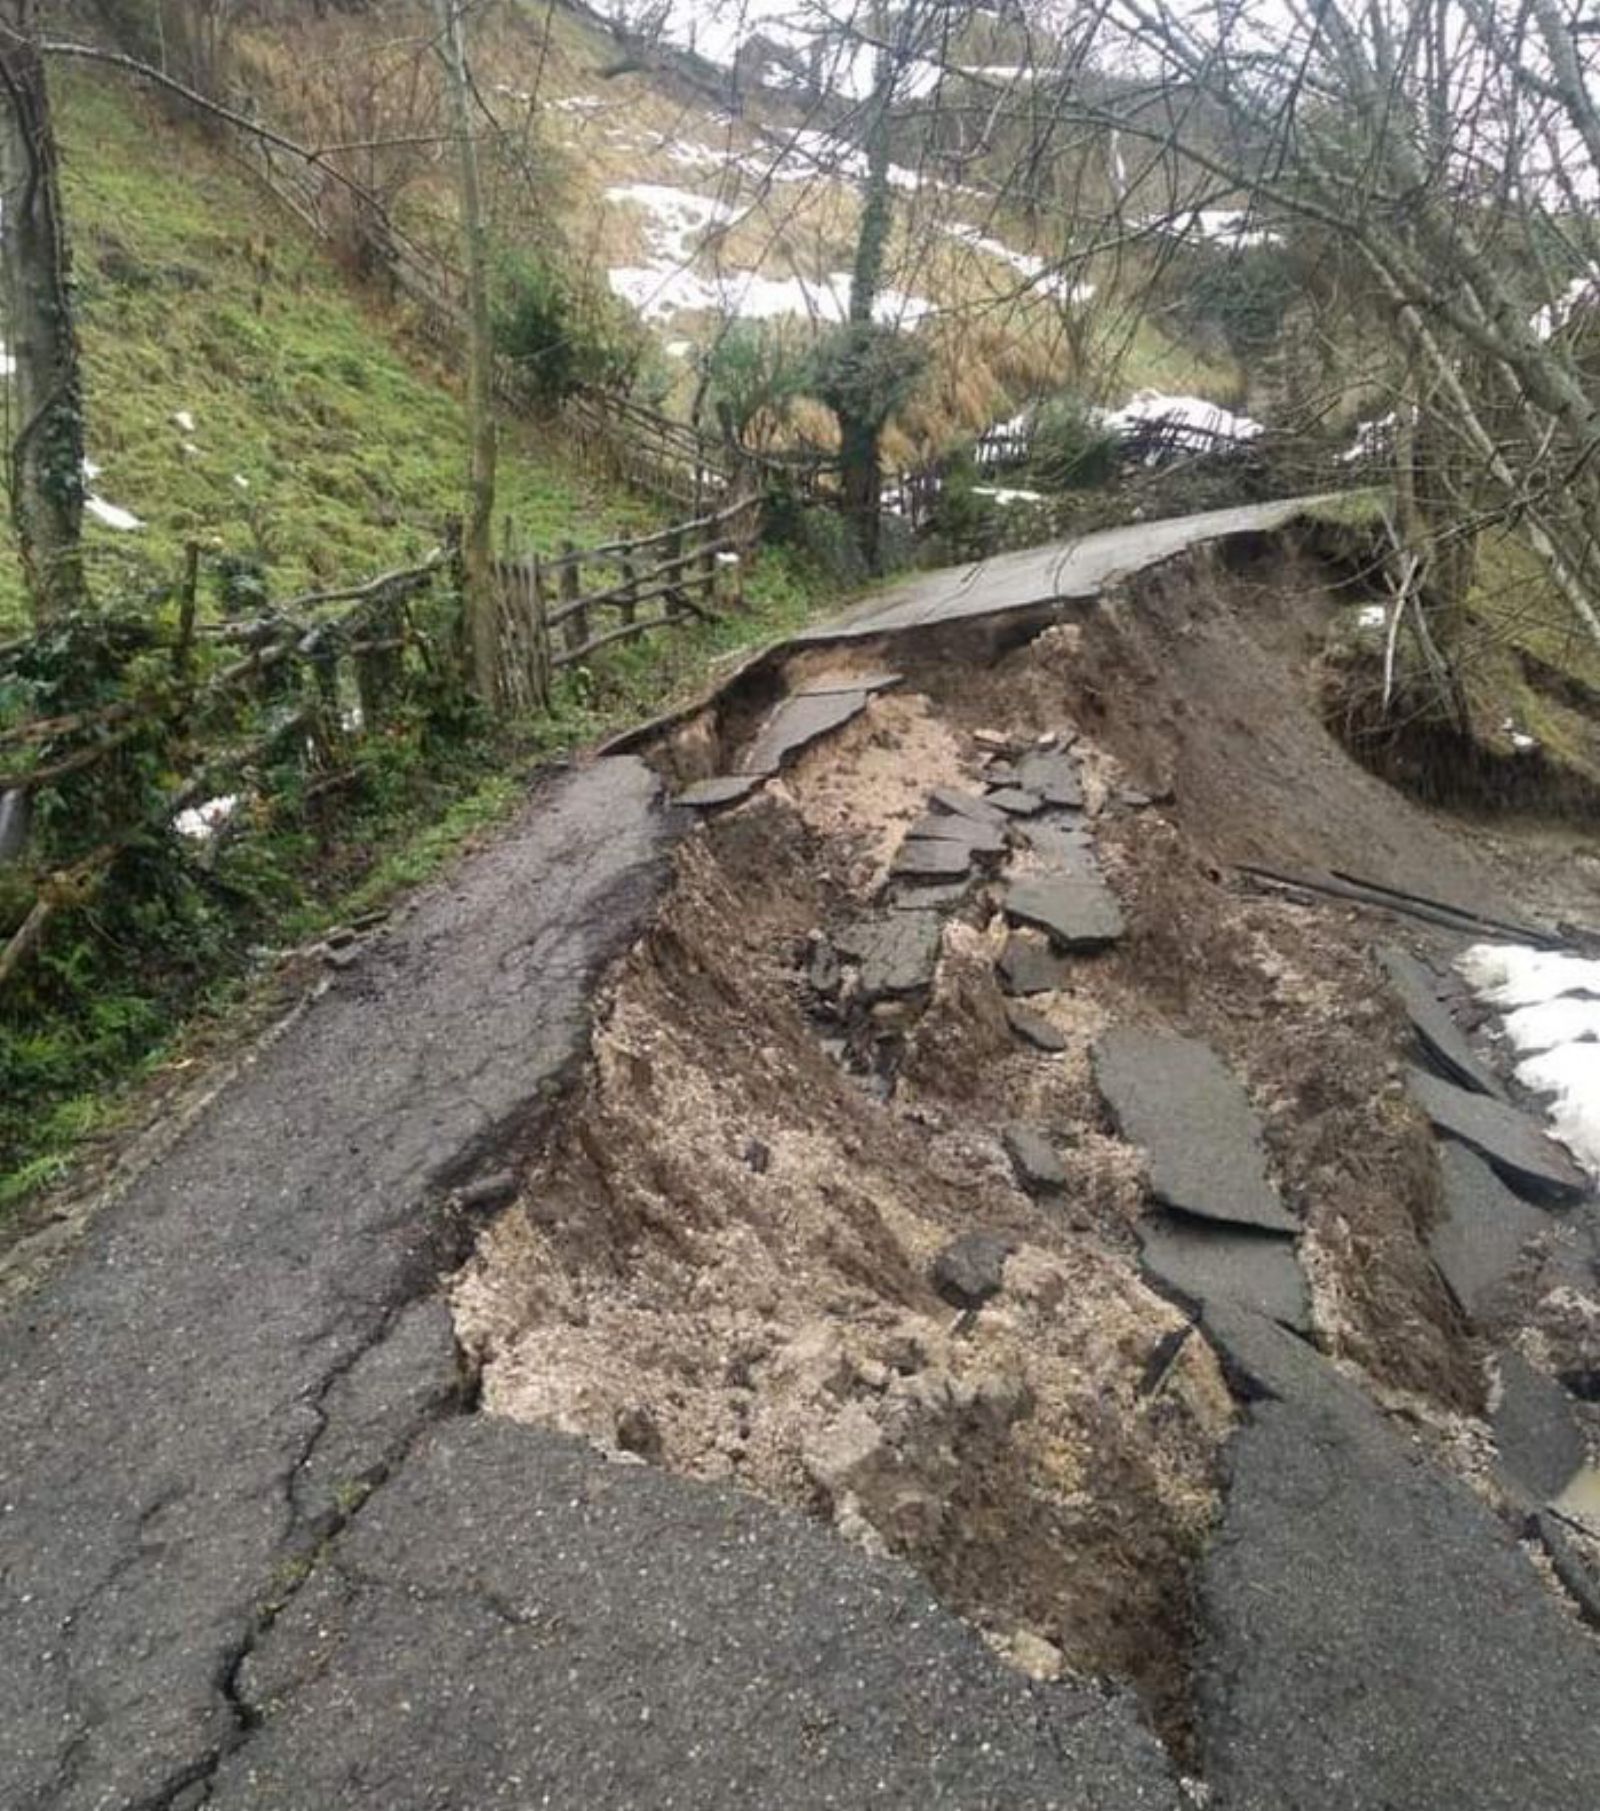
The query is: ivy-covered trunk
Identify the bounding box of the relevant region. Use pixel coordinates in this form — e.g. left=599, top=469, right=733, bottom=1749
left=842, top=21, right=895, bottom=574
left=433, top=0, right=500, bottom=709
left=0, top=3, right=88, bottom=623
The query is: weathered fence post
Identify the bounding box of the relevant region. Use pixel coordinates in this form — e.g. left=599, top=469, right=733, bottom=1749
left=619, top=548, right=638, bottom=628
left=664, top=527, right=685, bottom=620
left=527, top=554, right=551, bottom=710
left=560, top=540, right=586, bottom=657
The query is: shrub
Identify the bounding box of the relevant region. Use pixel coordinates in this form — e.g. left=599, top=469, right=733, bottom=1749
left=493, top=250, right=646, bottom=404
left=1030, top=395, right=1118, bottom=490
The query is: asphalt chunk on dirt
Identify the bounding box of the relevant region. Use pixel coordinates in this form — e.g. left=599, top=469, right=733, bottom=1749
left=737, top=688, right=870, bottom=775
left=1094, top=1030, right=1300, bottom=1233
left=1004, top=872, right=1126, bottom=951
left=1196, top=1308, right=1600, bottom=1811
left=1379, top=944, right=1506, bottom=1098
left=677, top=772, right=763, bottom=810
left=209, top=1418, right=1185, bottom=1811
left=1493, top=1352, right=1587, bottom=1504
left=1430, top=1141, right=1550, bottom=1317
left=1138, top=1212, right=1310, bottom=1334
left=1407, top=1066, right=1591, bottom=1199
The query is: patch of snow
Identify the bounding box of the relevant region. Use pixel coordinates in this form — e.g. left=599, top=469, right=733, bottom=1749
left=85, top=494, right=145, bottom=532
left=1340, top=413, right=1395, bottom=464
left=233, top=474, right=250, bottom=490
left=550, top=93, right=603, bottom=113
left=974, top=484, right=1046, bottom=505
left=941, top=224, right=1093, bottom=302
left=1533, top=274, right=1599, bottom=340
left=82, top=458, right=103, bottom=481
left=1100, top=391, right=1264, bottom=457
left=174, top=794, right=238, bottom=841
left=173, top=409, right=196, bottom=433
left=1358, top=603, right=1387, bottom=630
left=956, top=65, right=1061, bottom=81
left=181, top=440, right=201, bottom=458
left=1500, top=716, right=1540, bottom=753
left=1503, top=995, right=1600, bottom=1055
left=664, top=339, right=693, bottom=359
left=1513, top=1041, right=1600, bottom=1178
left=1456, top=942, right=1600, bottom=1009
left=0, top=342, right=15, bottom=379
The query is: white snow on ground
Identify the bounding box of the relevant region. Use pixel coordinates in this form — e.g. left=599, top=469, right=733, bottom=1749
left=1100, top=391, right=1264, bottom=454
left=173, top=409, right=196, bottom=433
left=1503, top=995, right=1600, bottom=1055
left=974, top=484, right=1046, bottom=505
left=549, top=93, right=604, bottom=113
left=0, top=342, right=15, bottom=378
left=605, top=180, right=931, bottom=325
left=940, top=224, right=1094, bottom=302
left=1533, top=274, right=1599, bottom=340
left=1358, top=603, right=1388, bottom=630
left=1456, top=943, right=1600, bottom=1009
left=1459, top=941, right=1600, bottom=1180
left=749, top=127, right=922, bottom=191
left=85, top=494, right=145, bottom=531
left=1513, top=1042, right=1600, bottom=1177
left=174, top=794, right=238, bottom=841
left=1341, top=412, right=1395, bottom=464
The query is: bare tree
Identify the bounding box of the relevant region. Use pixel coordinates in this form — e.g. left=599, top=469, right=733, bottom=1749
left=0, top=1, right=86, bottom=623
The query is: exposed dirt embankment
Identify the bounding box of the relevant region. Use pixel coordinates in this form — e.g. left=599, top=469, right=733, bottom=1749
left=456, top=538, right=1559, bottom=1755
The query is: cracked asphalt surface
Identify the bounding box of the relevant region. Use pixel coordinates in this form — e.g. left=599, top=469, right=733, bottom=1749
left=7, top=519, right=1600, bottom=1810
left=0, top=752, right=1178, bottom=1810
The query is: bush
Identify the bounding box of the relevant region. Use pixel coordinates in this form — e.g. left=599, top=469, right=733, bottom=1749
left=699, top=321, right=806, bottom=451
left=494, top=250, right=646, bottom=404
left=1030, top=395, right=1119, bottom=491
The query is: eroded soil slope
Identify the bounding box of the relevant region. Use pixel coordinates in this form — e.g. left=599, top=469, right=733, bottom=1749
left=456, top=541, right=1597, bottom=1754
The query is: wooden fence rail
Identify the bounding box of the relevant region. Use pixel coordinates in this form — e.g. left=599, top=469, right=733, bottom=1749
left=0, top=488, right=765, bottom=991
left=491, top=492, right=761, bottom=703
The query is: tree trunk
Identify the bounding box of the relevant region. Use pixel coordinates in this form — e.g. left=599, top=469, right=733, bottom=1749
left=0, top=3, right=87, bottom=623
left=433, top=0, right=499, bottom=710
left=841, top=16, right=895, bottom=574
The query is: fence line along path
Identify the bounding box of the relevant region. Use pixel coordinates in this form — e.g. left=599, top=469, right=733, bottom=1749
left=492, top=492, right=762, bottom=709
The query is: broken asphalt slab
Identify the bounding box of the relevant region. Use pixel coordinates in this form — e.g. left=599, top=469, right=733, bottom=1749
left=1002, top=1123, right=1067, bottom=1194
left=1138, top=1211, right=1309, bottom=1334
left=890, top=836, right=974, bottom=881
left=1012, top=748, right=1084, bottom=808
left=1004, top=872, right=1125, bottom=951
left=0, top=757, right=677, bottom=1811
left=736, top=688, right=869, bottom=775
left=1195, top=1305, right=1600, bottom=1810
left=1380, top=944, right=1506, bottom=1098
left=1494, top=1352, right=1587, bottom=1504
left=1006, top=1002, right=1069, bottom=1051
left=1407, top=1066, right=1590, bottom=1200
left=834, top=910, right=943, bottom=999
left=675, top=772, right=764, bottom=810
left=929, top=785, right=1007, bottom=826
left=208, top=1417, right=1183, bottom=1810
left=1094, top=1030, right=1300, bottom=1233
left=1430, top=1141, right=1549, bottom=1318
left=997, top=931, right=1076, bottom=996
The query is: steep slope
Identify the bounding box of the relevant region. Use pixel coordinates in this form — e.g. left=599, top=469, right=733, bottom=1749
left=0, top=68, right=659, bottom=631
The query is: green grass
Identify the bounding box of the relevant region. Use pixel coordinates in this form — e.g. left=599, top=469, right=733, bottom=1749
left=0, top=72, right=660, bottom=632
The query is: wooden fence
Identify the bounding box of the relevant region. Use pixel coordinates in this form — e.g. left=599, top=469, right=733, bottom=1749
left=491, top=492, right=761, bottom=709
left=0, top=491, right=763, bottom=990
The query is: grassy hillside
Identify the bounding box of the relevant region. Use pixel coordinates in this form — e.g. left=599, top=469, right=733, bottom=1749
left=3, top=69, right=661, bottom=633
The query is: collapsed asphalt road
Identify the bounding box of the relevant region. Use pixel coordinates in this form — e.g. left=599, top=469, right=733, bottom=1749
left=6, top=511, right=1600, bottom=1811
left=0, top=754, right=1179, bottom=1811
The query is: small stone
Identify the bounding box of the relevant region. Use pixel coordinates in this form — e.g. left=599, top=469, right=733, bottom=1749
left=616, top=1404, right=663, bottom=1463
left=997, top=933, right=1074, bottom=997
left=974, top=728, right=1013, bottom=751
left=1003, top=1124, right=1066, bottom=1193
left=454, top=1171, right=518, bottom=1213
left=744, top=1137, right=771, bottom=1175
left=931, top=1230, right=1014, bottom=1310
left=323, top=943, right=362, bottom=971
left=1009, top=1630, right=1065, bottom=1680
left=1005, top=1003, right=1069, bottom=1052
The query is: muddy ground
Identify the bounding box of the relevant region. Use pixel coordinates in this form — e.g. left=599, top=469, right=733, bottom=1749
left=454, top=539, right=1600, bottom=1755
